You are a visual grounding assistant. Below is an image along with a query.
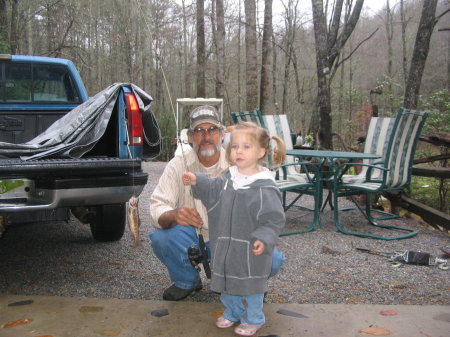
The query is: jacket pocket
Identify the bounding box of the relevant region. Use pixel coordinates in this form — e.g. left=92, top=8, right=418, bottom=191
left=213, top=237, right=251, bottom=278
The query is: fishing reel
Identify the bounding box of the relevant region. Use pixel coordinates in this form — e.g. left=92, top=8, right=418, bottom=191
left=188, top=244, right=211, bottom=278
left=188, top=245, right=202, bottom=272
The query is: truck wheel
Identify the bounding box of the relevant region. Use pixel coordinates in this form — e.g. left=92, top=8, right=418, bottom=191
left=90, top=203, right=126, bottom=242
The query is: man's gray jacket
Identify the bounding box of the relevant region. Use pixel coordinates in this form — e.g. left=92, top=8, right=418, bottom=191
left=192, top=166, right=285, bottom=296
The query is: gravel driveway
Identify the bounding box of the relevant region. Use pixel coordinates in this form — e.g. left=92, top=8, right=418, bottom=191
left=0, top=161, right=449, bottom=306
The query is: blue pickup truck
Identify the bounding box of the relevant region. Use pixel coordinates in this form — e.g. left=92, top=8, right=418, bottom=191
left=0, top=54, right=160, bottom=242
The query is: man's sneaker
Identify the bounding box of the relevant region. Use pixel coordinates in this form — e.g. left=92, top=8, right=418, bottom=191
left=162, top=280, right=202, bottom=301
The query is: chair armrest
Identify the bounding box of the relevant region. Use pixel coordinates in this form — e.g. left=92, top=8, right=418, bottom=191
left=334, top=162, right=389, bottom=183
left=278, top=161, right=319, bottom=181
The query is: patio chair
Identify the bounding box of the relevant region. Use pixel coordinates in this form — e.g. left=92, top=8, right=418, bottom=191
left=331, top=108, right=428, bottom=240
left=263, top=114, right=321, bottom=235
left=231, top=110, right=266, bottom=127
left=341, top=116, right=396, bottom=184
left=339, top=116, right=399, bottom=220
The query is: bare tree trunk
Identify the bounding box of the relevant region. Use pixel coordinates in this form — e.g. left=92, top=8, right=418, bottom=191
left=95, top=0, right=101, bottom=92
left=86, top=0, right=93, bottom=90
left=237, top=0, right=242, bottom=111
left=46, top=3, right=53, bottom=55
left=182, top=0, right=191, bottom=98
left=244, top=0, right=258, bottom=110
left=54, top=3, right=65, bottom=58
left=338, top=54, right=344, bottom=135
left=311, top=0, right=332, bottom=149
left=215, top=0, right=225, bottom=100
left=272, top=30, right=278, bottom=113
left=196, top=0, right=206, bottom=97
left=404, top=0, right=438, bottom=109
left=281, top=41, right=290, bottom=115
left=140, top=2, right=146, bottom=91
left=26, top=9, right=32, bottom=55
left=0, top=0, right=7, bottom=51
left=385, top=0, right=394, bottom=113
left=260, top=0, right=274, bottom=114
left=10, top=0, right=18, bottom=54
left=400, top=0, right=408, bottom=85
left=448, top=29, right=450, bottom=92
left=281, top=0, right=296, bottom=115
left=311, top=0, right=364, bottom=150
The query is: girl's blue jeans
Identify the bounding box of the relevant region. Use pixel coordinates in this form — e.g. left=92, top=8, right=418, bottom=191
left=221, top=293, right=265, bottom=326
left=149, top=225, right=286, bottom=290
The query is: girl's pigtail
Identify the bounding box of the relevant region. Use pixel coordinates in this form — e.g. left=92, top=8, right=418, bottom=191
left=271, top=135, right=286, bottom=165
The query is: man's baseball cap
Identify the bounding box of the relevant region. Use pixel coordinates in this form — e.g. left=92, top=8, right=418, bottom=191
left=189, top=105, right=222, bottom=129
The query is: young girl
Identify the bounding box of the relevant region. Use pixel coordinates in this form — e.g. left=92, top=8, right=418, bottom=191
left=183, top=122, right=286, bottom=336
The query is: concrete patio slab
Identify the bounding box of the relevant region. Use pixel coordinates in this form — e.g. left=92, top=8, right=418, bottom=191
left=1, top=294, right=449, bottom=337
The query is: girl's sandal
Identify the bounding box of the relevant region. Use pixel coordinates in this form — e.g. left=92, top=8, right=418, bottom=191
left=234, top=323, right=262, bottom=336
left=215, top=316, right=236, bottom=328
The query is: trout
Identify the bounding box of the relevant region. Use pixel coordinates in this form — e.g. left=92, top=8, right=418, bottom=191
left=127, top=196, right=141, bottom=247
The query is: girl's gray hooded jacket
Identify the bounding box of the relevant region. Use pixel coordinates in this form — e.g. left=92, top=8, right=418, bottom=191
left=191, top=166, right=285, bottom=296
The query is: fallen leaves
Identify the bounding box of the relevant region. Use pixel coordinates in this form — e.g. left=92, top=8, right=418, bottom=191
left=346, top=296, right=363, bottom=304
left=387, top=281, right=408, bottom=290
left=321, top=245, right=341, bottom=255
left=2, top=318, right=33, bottom=328
left=379, top=310, right=397, bottom=316
left=359, top=327, right=391, bottom=335
left=79, top=306, right=104, bottom=312
left=94, top=329, right=121, bottom=336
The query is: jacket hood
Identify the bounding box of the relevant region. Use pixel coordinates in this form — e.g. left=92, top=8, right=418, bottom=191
left=229, top=165, right=275, bottom=189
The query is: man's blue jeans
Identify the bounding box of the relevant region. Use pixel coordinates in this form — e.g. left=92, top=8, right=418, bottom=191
left=150, top=225, right=286, bottom=290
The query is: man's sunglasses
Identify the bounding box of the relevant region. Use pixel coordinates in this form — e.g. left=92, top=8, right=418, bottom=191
left=192, top=126, right=221, bottom=137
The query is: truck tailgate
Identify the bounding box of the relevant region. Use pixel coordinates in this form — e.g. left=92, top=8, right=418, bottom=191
left=0, top=157, right=143, bottom=176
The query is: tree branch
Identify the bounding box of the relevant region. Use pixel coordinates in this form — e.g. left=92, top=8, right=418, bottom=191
left=332, top=27, right=379, bottom=78
left=328, top=0, right=364, bottom=67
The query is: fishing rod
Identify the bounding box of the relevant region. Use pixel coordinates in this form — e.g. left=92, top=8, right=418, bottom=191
left=136, top=0, right=211, bottom=279
left=160, top=68, right=211, bottom=279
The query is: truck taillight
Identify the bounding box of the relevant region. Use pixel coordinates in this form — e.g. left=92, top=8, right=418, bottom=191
left=125, top=93, right=143, bottom=146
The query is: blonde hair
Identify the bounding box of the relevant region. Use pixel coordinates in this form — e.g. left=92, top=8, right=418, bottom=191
left=226, top=121, right=286, bottom=166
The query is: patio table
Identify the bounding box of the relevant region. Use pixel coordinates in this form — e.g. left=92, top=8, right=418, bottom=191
left=285, top=149, right=380, bottom=230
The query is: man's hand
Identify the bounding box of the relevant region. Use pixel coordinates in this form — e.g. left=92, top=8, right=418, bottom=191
left=176, top=205, right=203, bottom=228
left=158, top=205, right=203, bottom=229
left=252, top=240, right=265, bottom=256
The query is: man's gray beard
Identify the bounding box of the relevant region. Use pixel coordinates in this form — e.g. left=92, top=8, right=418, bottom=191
left=199, top=148, right=218, bottom=157
left=193, top=142, right=222, bottom=158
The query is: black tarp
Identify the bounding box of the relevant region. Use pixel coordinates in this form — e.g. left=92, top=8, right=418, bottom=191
left=0, top=83, right=161, bottom=160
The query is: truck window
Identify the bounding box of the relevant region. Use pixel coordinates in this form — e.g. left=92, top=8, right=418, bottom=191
left=4, top=63, right=32, bottom=102
left=1, top=62, right=81, bottom=103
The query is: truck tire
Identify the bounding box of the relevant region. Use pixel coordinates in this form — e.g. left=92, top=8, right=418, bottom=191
left=90, top=203, right=126, bottom=242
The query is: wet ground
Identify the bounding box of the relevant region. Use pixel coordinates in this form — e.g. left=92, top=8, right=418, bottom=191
left=1, top=161, right=449, bottom=336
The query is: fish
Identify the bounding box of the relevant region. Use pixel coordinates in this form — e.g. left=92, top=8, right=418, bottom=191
left=127, top=196, right=141, bottom=247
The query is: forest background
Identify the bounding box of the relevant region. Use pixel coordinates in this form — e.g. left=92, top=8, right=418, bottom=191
left=0, top=0, right=449, bottom=213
